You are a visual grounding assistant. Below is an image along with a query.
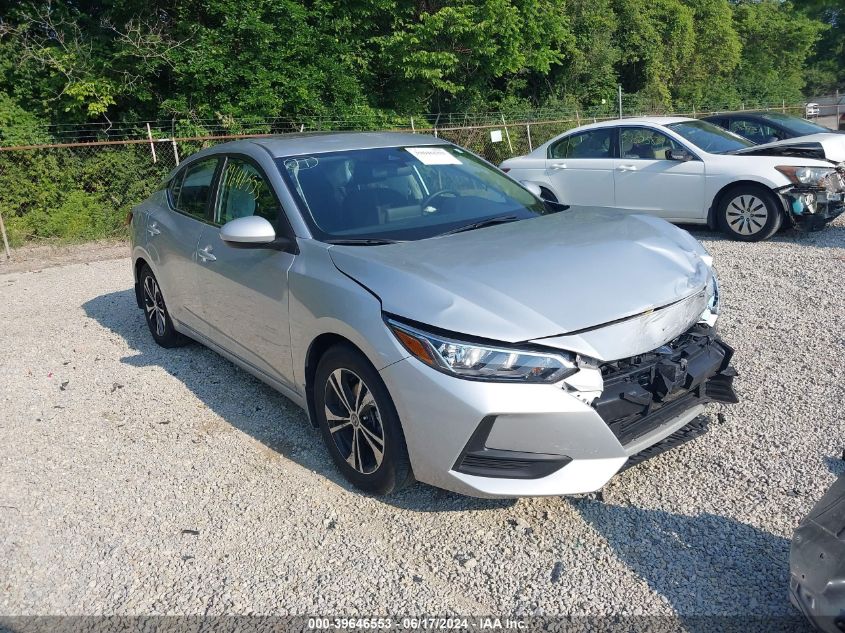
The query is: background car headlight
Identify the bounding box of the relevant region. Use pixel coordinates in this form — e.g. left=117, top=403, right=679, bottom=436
left=775, top=165, right=836, bottom=187
left=386, top=318, right=577, bottom=383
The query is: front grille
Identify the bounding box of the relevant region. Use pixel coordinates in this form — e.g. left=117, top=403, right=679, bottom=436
left=592, top=324, right=737, bottom=448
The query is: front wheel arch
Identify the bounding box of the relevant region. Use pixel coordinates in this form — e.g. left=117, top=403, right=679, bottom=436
left=714, top=183, right=784, bottom=241
left=708, top=180, right=786, bottom=228
left=133, top=257, right=150, bottom=308
left=304, top=333, right=364, bottom=428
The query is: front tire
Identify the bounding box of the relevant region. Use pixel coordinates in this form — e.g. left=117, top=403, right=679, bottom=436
left=139, top=265, right=188, bottom=348
left=716, top=186, right=783, bottom=242
left=314, top=344, right=413, bottom=495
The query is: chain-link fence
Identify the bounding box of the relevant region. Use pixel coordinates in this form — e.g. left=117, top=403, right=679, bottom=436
left=0, top=101, right=810, bottom=254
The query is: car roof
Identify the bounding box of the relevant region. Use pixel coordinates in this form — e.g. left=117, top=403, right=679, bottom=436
left=561, top=116, right=695, bottom=133
left=704, top=111, right=796, bottom=121
left=246, top=131, right=445, bottom=157
left=532, top=117, right=695, bottom=152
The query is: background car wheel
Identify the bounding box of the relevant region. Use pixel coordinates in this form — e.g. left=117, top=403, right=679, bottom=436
left=716, top=185, right=783, bottom=242
left=314, top=344, right=413, bottom=495
left=139, top=265, right=188, bottom=348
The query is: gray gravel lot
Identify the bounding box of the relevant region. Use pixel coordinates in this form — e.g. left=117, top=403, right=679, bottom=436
left=1, top=219, right=844, bottom=625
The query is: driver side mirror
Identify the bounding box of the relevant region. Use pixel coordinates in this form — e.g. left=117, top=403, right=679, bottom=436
left=220, top=216, right=278, bottom=248
left=667, top=148, right=693, bottom=162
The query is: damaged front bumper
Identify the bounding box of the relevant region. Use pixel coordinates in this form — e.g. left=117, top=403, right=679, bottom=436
left=381, top=322, right=737, bottom=498
left=780, top=167, right=845, bottom=230
left=592, top=323, right=738, bottom=463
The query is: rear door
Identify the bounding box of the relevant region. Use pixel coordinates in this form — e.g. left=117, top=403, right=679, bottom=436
left=613, top=126, right=706, bottom=221
left=147, top=156, right=220, bottom=332
left=545, top=128, right=616, bottom=208
left=193, top=155, right=297, bottom=388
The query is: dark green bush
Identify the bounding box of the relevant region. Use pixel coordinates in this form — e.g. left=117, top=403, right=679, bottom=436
left=0, top=145, right=170, bottom=246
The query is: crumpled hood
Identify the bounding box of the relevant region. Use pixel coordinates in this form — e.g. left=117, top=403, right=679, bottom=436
left=731, top=132, right=845, bottom=163
left=329, top=208, right=713, bottom=343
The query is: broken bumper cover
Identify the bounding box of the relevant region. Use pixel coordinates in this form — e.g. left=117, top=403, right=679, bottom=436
left=789, top=474, right=845, bottom=633
left=592, top=323, right=738, bottom=450
left=379, top=323, right=737, bottom=498
left=781, top=169, right=845, bottom=230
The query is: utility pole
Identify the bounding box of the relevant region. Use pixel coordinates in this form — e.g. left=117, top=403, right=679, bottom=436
left=618, top=85, right=623, bottom=119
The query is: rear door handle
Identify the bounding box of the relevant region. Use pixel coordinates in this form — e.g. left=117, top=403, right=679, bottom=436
left=147, top=222, right=161, bottom=236
left=197, top=246, right=216, bottom=262
left=617, top=164, right=638, bottom=172
left=550, top=163, right=568, bottom=170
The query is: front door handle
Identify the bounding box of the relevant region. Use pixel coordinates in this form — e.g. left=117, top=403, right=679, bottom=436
left=550, top=163, right=568, bottom=170
left=147, top=222, right=161, bottom=236
left=197, top=246, right=217, bottom=262
left=617, top=164, right=638, bottom=172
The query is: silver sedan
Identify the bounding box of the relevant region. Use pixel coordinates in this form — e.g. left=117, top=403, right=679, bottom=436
left=129, top=132, right=737, bottom=497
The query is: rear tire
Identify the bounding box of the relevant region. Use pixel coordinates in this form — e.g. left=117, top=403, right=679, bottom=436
left=716, top=185, right=783, bottom=242
left=139, top=265, right=188, bottom=348
left=314, top=344, right=413, bottom=495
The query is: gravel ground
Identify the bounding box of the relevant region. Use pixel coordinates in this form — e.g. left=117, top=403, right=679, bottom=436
left=1, top=219, right=844, bottom=626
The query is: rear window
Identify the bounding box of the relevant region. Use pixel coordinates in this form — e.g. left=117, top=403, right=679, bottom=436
left=758, top=112, right=831, bottom=136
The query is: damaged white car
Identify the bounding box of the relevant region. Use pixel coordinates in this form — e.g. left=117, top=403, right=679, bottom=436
left=500, top=117, right=845, bottom=241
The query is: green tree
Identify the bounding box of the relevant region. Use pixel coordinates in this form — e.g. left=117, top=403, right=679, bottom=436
left=675, top=0, right=741, bottom=107
left=731, top=0, right=824, bottom=104
left=613, top=0, right=696, bottom=108
left=799, top=0, right=845, bottom=94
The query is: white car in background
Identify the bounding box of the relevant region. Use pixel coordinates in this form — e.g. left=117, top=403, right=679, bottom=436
left=500, top=117, right=845, bottom=241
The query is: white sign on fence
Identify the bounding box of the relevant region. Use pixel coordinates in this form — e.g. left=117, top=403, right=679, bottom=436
left=490, top=130, right=503, bottom=143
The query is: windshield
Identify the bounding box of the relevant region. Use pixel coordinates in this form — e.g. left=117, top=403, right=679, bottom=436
left=667, top=120, right=754, bottom=154
left=757, top=112, right=831, bottom=136
left=276, top=145, right=548, bottom=242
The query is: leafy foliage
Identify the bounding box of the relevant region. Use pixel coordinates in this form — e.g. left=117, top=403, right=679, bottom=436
left=0, top=0, right=840, bottom=244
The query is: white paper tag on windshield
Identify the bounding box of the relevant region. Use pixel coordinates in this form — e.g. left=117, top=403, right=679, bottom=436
left=405, top=146, right=462, bottom=165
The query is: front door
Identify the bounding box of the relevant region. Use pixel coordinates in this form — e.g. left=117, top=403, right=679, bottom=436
left=545, top=128, right=616, bottom=208
left=613, top=127, right=706, bottom=221
left=194, top=155, right=297, bottom=388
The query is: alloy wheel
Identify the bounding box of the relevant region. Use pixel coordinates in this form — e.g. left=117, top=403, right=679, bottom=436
left=143, top=275, right=167, bottom=338
left=323, top=368, right=385, bottom=474
left=725, top=194, right=768, bottom=236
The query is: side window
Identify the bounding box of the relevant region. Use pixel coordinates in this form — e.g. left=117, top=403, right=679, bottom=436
left=170, top=158, right=218, bottom=220
left=215, top=158, right=281, bottom=228
left=729, top=119, right=783, bottom=144
left=558, top=129, right=614, bottom=159
left=549, top=136, right=570, bottom=159
left=620, top=128, right=682, bottom=160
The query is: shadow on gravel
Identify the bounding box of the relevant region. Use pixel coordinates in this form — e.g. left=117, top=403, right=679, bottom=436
left=82, top=288, right=514, bottom=513
left=683, top=222, right=845, bottom=249
left=573, top=498, right=809, bottom=632
left=826, top=456, right=845, bottom=477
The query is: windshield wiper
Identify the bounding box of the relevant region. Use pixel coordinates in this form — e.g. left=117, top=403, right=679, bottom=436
left=438, top=215, right=520, bottom=236
left=325, top=238, right=400, bottom=246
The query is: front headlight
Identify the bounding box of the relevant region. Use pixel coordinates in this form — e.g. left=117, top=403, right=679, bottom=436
left=386, top=318, right=577, bottom=383
left=775, top=165, right=836, bottom=187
